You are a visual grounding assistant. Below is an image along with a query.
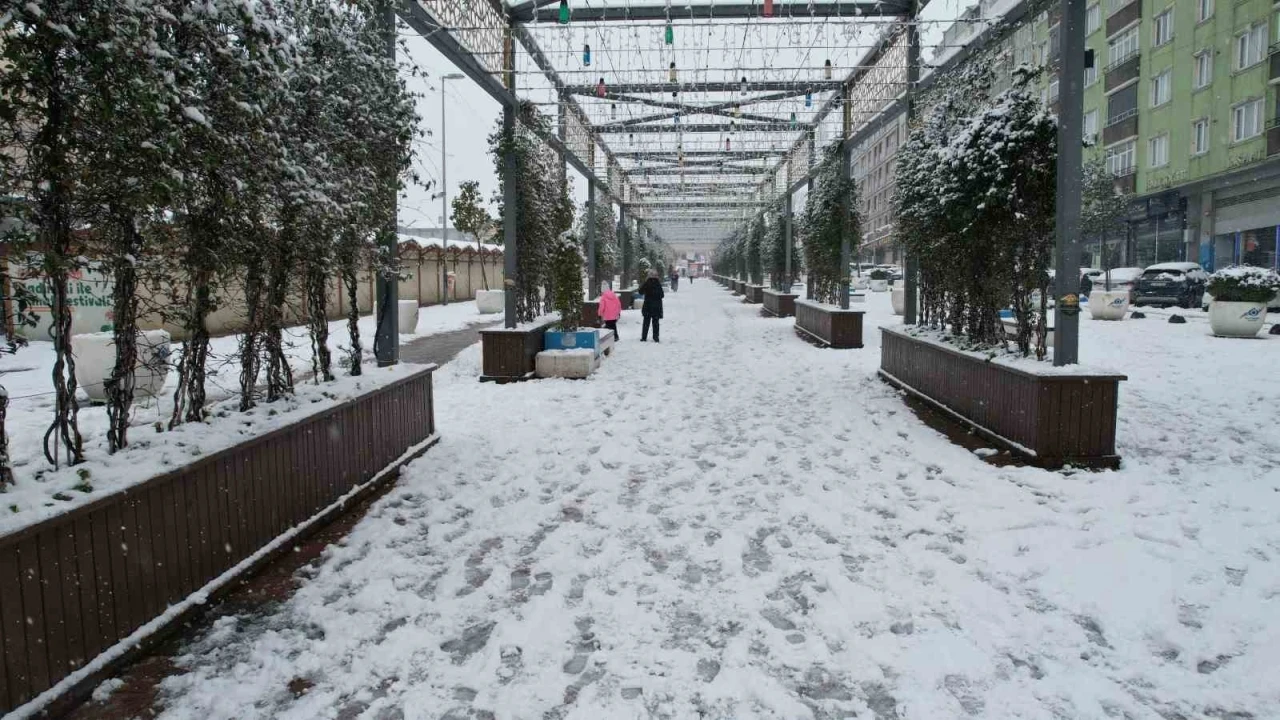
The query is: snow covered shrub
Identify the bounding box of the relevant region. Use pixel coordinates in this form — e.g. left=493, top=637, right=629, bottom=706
left=766, top=210, right=803, bottom=290
left=573, top=200, right=619, bottom=286
left=869, top=269, right=889, bottom=280
left=1207, top=266, right=1280, bottom=303
left=896, top=67, right=1055, bottom=355
left=549, top=232, right=585, bottom=331
left=801, top=144, right=860, bottom=305
left=746, top=218, right=765, bottom=286
left=490, top=101, right=570, bottom=322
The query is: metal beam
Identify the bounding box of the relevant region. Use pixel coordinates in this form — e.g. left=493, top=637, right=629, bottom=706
left=375, top=0, right=399, bottom=366
left=567, top=80, right=844, bottom=96
left=600, top=93, right=796, bottom=127
left=631, top=201, right=768, bottom=209
left=600, top=122, right=797, bottom=135
left=516, top=1, right=910, bottom=23
left=626, top=166, right=773, bottom=176
left=616, top=149, right=785, bottom=159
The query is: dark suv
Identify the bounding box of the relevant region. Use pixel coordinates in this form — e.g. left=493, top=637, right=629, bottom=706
left=1132, top=262, right=1209, bottom=308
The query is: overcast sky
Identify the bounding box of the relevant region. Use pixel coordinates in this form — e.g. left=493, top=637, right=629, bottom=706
left=396, top=0, right=968, bottom=235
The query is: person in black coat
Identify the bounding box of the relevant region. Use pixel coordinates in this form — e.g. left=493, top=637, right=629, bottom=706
left=640, top=269, right=664, bottom=342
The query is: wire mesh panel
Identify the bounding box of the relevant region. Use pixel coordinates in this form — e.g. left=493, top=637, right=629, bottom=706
left=412, top=0, right=506, bottom=78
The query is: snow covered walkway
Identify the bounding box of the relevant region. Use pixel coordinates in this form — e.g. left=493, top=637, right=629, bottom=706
left=149, top=282, right=1278, bottom=720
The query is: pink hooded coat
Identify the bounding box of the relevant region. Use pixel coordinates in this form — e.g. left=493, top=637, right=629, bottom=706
left=598, top=289, right=622, bottom=322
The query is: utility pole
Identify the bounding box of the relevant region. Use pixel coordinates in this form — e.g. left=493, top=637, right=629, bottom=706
left=440, top=72, right=464, bottom=305
left=1053, top=0, right=1086, bottom=365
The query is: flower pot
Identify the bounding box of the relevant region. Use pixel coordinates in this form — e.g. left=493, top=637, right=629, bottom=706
left=869, top=279, right=889, bottom=292
left=1089, top=290, right=1129, bottom=320
left=1208, top=300, right=1268, bottom=338
left=73, top=330, right=171, bottom=404
left=397, top=300, right=419, bottom=335
left=476, top=289, right=504, bottom=314
left=891, top=286, right=905, bottom=315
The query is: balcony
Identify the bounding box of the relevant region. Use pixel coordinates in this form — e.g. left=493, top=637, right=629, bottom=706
left=1103, top=110, right=1139, bottom=145
left=1105, top=51, right=1140, bottom=92
left=1113, top=166, right=1137, bottom=195
left=1106, top=0, right=1141, bottom=36
left=1270, top=43, right=1280, bottom=84
left=1268, top=118, right=1280, bottom=157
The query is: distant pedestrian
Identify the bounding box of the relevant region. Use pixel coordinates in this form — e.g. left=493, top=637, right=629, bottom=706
left=640, top=269, right=664, bottom=343
left=598, top=281, right=622, bottom=341
left=1079, top=272, right=1093, bottom=298
left=670, top=267, right=679, bottom=292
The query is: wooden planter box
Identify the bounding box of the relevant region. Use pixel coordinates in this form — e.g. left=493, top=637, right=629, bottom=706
left=480, top=320, right=556, bottom=382
left=743, top=285, right=764, bottom=304
left=731, top=279, right=744, bottom=295
left=581, top=299, right=601, bottom=328
left=879, top=328, right=1126, bottom=469
left=795, top=299, right=864, bottom=348
left=618, top=287, right=639, bottom=310
left=0, top=367, right=439, bottom=716
left=762, top=289, right=798, bottom=317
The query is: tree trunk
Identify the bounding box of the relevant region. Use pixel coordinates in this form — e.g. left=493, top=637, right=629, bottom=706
left=106, top=209, right=143, bottom=452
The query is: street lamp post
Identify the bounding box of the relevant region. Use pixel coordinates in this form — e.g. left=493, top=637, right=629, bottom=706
left=440, top=72, right=464, bottom=305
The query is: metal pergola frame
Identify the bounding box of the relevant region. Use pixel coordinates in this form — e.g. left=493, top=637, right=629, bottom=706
left=390, top=0, right=1084, bottom=367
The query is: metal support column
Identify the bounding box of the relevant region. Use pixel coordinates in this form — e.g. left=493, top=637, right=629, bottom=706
left=587, top=179, right=598, bottom=297
left=806, top=129, right=816, bottom=299
left=902, top=0, right=921, bottom=324
left=1052, top=0, right=1086, bottom=365
left=502, top=28, right=519, bottom=328
left=374, top=0, right=399, bottom=366
left=838, top=84, right=853, bottom=310
left=784, top=194, right=794, bottom=293
left=619, top=204, right=630, bottom=288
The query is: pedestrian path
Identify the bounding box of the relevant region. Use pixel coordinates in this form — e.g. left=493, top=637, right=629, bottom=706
left=138, top=283, right=1276, bottom=720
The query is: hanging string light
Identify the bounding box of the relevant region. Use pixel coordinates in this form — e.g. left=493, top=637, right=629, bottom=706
left=731, top=120, right=736, bottom=134
left=669, top=61, right=677, bottom=83
left=764, top=0, right=774, bottom=17
left=734, top=104, right=741, bottom=118
left=558, top=0, right=570, bottom=24
left=596, top=77, right=606, bottom=97
left=805, top=92, right=812, bottom=107
left=583, top=43, right=591, bottom=66
left=825, top=59, right=833, bottom=80
left=725, top=137, right=731, bottom=151
left=665, top=22, right=674, bottom=44
left=611, top=103, right=617, bottom=120
left=790, top=111, right=797, bottom=127
left=740, top=76, right=748, bottom=95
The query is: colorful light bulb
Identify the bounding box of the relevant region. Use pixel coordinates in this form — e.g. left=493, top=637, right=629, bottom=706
left=824, top=59, right=833, bottom=80
left=583, top=43, right=591, bottom=66
left=558, top=0, right=569, bottom=24
left=596, top=77, right=606, bottom=97
left=665, top=22, right=674, bottom=44
left=805, top=93, right=812, bottom=107
left=669, top=62, right=677, bottom=83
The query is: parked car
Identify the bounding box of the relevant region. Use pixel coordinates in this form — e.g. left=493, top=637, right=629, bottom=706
left=1088, top=267, right=1143, bottom=300
left=1132, top=262, right=1209, bottom=308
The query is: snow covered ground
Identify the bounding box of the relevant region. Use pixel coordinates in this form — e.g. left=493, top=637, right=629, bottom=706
left=0, top=300, right=494, bottom=533
left=123, top=283, right=1278, bottom=719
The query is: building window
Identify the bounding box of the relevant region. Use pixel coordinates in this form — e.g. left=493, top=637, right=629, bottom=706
left=1085, top=62, right=1099, bottom=86
left=1108, top=27, right=1139, bottom=66
left=1086, top=4, right=1101, bottom=33
left=1152, top=9, right=1173, bottom=47
left=1192, top=119, right=1209, bottom=154
left=1148, top=133, right=1169, bottom=167
left=1235, top=25, right=1266, bottom=70
left=1048, top=79, right=1060, bottom=103
left=1232, top=98, right=1263, bottom=141
left=1107, top=0, right=1132, bottom=15
left=1196, top=0, right=1212, bottom=22
left=1150, top=70, right=1172, bottom=107
left=1083, top=109, right=1099, bottom=142
left=1106, top=139, right=1137, bottom=175
left=1193, top=51, right=1213, bottom=88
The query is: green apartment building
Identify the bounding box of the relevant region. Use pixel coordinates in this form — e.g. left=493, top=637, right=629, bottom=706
left=858, top=0, right=1280, bottom=270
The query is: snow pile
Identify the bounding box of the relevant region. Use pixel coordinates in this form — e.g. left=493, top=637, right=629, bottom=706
left=139, top=286, right=1279, bottom=719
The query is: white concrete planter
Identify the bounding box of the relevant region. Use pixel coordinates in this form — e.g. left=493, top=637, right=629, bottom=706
left=1089, top=290, right=1129, bottom=320
left=1208, top=300, right=1268, bottom=338
left=476, top=289, right=504, bottom=314
left=891, top=286, right=905, bottom=315
left=397, top=300, right=419, bottom=335
left=73, top=330, right=171, bottom=404
left=869, top=279, right=889, bottom=292
left=853, top=276, right=870, bottom=290
left=848, top=292, right=866, bottom=303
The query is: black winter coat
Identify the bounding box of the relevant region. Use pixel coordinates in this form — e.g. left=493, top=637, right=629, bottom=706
left=640, top=277, right=665, bottom=319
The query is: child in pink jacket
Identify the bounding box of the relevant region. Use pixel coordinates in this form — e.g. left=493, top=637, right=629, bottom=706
left=598, top=282, right=622, bottom=341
